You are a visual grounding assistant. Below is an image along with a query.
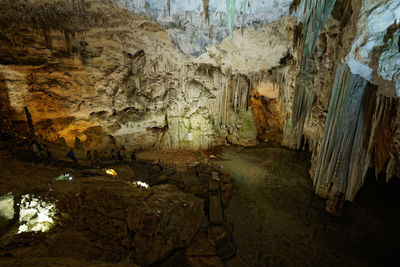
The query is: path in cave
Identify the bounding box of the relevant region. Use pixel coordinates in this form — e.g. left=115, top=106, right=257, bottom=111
left=216, top=145, right=400, bottom=267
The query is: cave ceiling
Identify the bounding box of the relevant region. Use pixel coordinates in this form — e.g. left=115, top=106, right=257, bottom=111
left=0, top=0, right=293, bottom=57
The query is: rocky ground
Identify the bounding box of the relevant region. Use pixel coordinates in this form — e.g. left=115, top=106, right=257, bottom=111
left=0, top=141, right=235, bottom=266
left=2, top=140, right=400, bottom=267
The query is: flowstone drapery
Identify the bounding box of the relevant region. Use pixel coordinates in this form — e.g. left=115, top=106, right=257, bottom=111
left=313, top=64, right=397, bottom=214
left=313, top=64, right=367, bottom=213
left=287, top=0, right=337, bottom=148
left=284, top=0, right=400, bottom=214
left=296, top=0, right=336, bottom=59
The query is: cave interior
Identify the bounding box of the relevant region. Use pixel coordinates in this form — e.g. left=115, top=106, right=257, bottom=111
left=1, top=0, right=400, bottom=266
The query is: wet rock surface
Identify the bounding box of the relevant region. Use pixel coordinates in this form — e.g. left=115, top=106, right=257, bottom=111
left=218, top=145, right=400, bottom=267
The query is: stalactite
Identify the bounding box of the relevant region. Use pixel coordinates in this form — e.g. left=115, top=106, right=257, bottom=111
left=253, top=22, right=259, bottom=31
left=226, top=0, right=236, bottom=40
left=239, top=0, right=248, bottom=36
left=203, top=0, right=209, bottom=24
left=234, top=75, right=239, bottom=113
left=80, top=0, right=86, bottom=17
left=289, top=0, right=337, bottom=145
left=291, top=71, right=314, bottom=148
left=154, top=9, right=158, bottom=23
left=72, top=0, right=76, bottom=15
left=314, top=63, right=397, bottom=213
left=145, top=1, right=151, bottom=24
left=297, top=0, right=336, bottom=59
left=368, top=95, right=397, bottom=174
left=313, top=64, right=366, bottom=214
left=386, top=153, right=398, bottom=183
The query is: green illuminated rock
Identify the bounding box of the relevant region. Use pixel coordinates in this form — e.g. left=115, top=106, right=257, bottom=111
left=0, top=193, right=14, bottom=235
left=226, top=0, right=236, bottom=40
left=239, top=107, right=258, bottom=144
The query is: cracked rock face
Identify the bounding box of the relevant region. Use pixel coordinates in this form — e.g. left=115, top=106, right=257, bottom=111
left=114, top=0, right=293, bottom=56
left=55, top=182, right=204, bottom=266
left=345, top=0, right=400, bottom=87
left=2, top=0, right=399, bottom=215
left=0, top=168, right=204, bottom=266
left=0, top=0, right=295, bottom=153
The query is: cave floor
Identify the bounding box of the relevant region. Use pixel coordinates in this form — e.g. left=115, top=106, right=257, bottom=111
left=1, top=143, right=400, bottom=266
left=213, top=145, right=400, bottom=267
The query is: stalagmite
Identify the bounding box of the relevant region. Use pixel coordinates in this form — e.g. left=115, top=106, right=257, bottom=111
left=24, top=106, right=36, bottom=140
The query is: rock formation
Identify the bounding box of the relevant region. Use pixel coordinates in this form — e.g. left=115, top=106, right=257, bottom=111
left=114, top=0, right=292, bottom=56
left=281, top=0, right=400, bottom=214
left=0, top=159, right=205, bottom=266
left=0, top=0, right=399, bottom=216
left=0, top=0, right=294, bottom=154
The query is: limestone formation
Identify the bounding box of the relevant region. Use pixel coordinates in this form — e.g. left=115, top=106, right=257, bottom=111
left=1, top=0, right=400, bottom=266
left=282, top=0, right=400, bottom=213
left=0, top=1, right=295, bottom=155
left=114, top=0, right=293, bottom=56
left=0, top=0, right=399, bottom=216
left=0, top=168, right=204, bottom=266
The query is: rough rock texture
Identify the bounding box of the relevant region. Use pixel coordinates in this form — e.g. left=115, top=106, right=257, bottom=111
left=281, top=0, right=400, bottom=213
left=0, top=193, right=14, bottom=236
left=0, top=0, right=295, bottom=154
left=57, top=182, right=204, bottom=266
left=345, top=0, right=400, bottom=86
left=185, top=228, right=224, bottom=267
left=0, top=158, right=204, bottom=266
left=114, top=0, right=293, bottom=56
left=2, top=0, right=399, bottom=215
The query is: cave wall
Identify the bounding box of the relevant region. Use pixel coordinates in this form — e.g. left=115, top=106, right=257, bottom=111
left=0, top=0, right=295, bottom=154
left=282, top=0, right=400, bottom=213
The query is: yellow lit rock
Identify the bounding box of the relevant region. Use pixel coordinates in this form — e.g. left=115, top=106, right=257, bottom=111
left=105, top=169, right=118, bottom=176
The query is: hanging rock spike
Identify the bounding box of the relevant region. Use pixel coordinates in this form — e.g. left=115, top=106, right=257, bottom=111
left=203, top=0, right=210, bottom=24
left=145, top=1, right=151, bottom=24
left=226, top=0, right=236, bottom=40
